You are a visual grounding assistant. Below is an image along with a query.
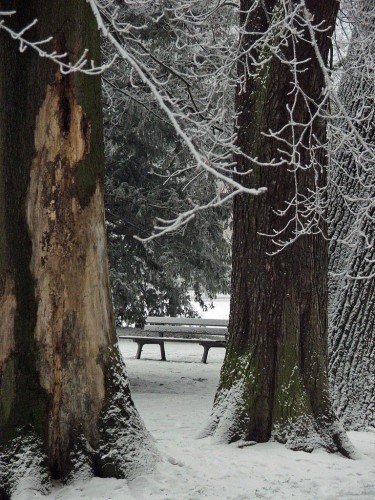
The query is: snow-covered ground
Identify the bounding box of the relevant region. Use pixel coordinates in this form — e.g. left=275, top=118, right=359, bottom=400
left=193, top=294, right=230, bottom=320
left=16, top=299, right=375, bottom=499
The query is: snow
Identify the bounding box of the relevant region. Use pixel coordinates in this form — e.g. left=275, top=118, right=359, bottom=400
left=13, top=298, right=375, bottom=499
left=193, top=294, right=230, bottom=320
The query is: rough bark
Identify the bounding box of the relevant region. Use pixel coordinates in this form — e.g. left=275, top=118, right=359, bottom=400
left=201, top=0, right=355, bottom=456
left=328, top=0, right=375, bottom=430
left=0, top=2, right=158, bottom=497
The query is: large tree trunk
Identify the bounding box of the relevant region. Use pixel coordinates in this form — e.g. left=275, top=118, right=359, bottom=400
left=201, top=0, right=354, bottom=456
left=0, top=2, right=157, bottom=497
left=328, top=0, right=375, bottom=430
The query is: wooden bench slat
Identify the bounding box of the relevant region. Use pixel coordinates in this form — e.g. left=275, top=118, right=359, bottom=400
left=119, top=335, right=226, bottom=344
left=144, top=325, right=227, bottom=335
left=146, top=316, right=228, bottom=327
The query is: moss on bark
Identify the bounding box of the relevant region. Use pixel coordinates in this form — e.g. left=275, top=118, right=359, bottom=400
left=73, top=27, right=105, bottom=207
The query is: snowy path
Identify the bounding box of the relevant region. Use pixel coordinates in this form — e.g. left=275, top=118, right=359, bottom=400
left=122, top=342, right=375, bottom=500
left=16, top=339, right=375, bottom=499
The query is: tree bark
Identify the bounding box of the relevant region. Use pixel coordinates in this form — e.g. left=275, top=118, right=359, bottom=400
left=328, top=0, right=375, bottom=430
left=201, top=0, right=354, bottom=456
left=0, top=2, right=157, bottom=497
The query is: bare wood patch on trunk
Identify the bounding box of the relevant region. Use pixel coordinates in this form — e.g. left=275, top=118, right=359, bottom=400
left=26, top=72, right=114, bottom=473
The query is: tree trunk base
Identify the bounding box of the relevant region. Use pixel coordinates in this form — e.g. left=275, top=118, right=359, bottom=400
left=96, top=347, right=160, bottom=480
left=0, top=432, right=50, bottom=499
left=271, top=417, right=358, bottom=459
left=0, top=347, right=160, bottom=498
left=199, top=380, right=358, bottom=459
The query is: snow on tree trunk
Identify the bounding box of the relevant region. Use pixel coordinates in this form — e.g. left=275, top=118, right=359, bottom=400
left=0, top=2, right=158, bottom=497
left=201, top=0, right=355, bottom=456
left=328, top=0, right=375, bottom=431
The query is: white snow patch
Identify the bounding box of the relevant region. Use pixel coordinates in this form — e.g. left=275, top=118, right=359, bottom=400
left=12, top=315, right=375, bottom=499
left=192, top=294, right=230, bottom=320
left=1, top=433, right=50, bottom=498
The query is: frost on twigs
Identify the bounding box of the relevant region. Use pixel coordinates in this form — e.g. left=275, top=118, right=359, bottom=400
left=97, top=346, right=160, bottom=480
left=0, top=10, right=114, bottom=75
left=0, top=431, right=50, bottom=498
left=91, top=0, right=266, bottom=239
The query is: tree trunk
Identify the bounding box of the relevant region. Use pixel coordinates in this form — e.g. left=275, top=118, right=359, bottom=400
left=0, top=2, right=157, bottom=497
left=201, top=0, right=354, bottom=456
left=328, top=0, right=375, bottom=430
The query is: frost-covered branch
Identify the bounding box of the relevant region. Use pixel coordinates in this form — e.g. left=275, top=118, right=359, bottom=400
left=0, top=10, right=114, bottom=74
left=88, top=0, right=272, bottom=237
left=3, top=1, right=374, bottom=250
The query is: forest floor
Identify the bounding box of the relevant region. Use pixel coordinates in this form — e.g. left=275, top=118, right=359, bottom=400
left=15, top=299, right=375, bottom=499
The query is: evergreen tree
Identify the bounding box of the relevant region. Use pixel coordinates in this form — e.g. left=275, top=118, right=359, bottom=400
left=102, top=4, right=232, bottom=326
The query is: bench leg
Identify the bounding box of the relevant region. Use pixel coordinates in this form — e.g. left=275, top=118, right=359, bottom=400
left=201, top=345, right=210, bottom=364
left=160, top=342, right=166, bottom=361
left=136, top=342, right=143, bottom=359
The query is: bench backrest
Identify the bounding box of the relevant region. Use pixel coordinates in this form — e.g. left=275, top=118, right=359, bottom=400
left=146, top=316, right=227, bottom=327
left=145, top=316, right=228, bottom=337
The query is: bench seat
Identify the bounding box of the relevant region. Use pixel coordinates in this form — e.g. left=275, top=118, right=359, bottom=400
left=118, top=316, right=228, bottom=363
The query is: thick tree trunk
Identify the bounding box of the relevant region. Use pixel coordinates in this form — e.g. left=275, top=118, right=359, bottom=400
left=328, top=0, right=375, bottom=430
left=201, top=0, right=354, bottom=456
left=0, top=2, right=157, bottom=497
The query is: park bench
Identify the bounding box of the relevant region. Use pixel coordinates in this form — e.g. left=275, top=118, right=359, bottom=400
left=118, top=316, right=228, bottom=363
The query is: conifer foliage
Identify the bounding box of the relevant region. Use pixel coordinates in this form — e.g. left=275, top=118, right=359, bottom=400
left=102, top=3, right=232, bottom=325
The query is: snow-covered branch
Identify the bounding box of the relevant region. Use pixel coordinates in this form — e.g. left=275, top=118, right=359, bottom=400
left=2, top=1, right=374, bottom=255
left=0, top=10, right=115, bottom=74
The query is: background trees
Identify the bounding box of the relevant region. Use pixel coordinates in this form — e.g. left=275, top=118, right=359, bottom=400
left=98, top=0, right=375, bottom=432
left=100, top=1, right=236, bottom=325
left=104, top=72, right=231, bottom=326
left=0, top=2, right=157, bottom=497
